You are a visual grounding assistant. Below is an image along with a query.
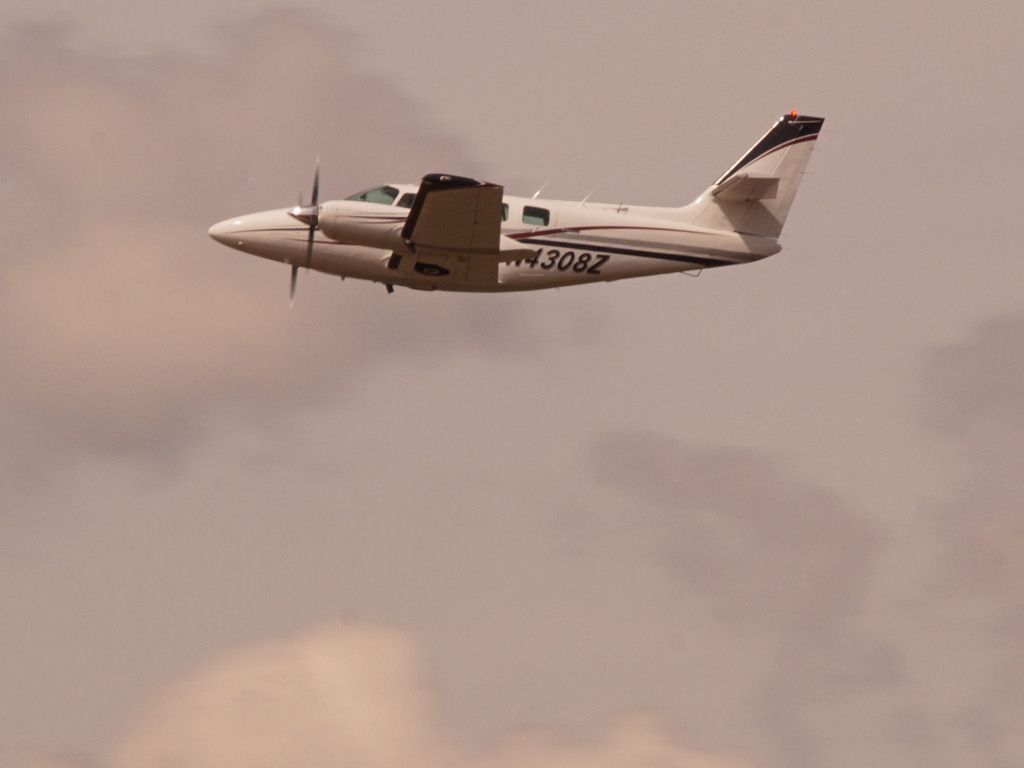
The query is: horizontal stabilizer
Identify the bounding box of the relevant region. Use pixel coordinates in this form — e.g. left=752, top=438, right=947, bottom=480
left=711, top=173, right=779, bottom=201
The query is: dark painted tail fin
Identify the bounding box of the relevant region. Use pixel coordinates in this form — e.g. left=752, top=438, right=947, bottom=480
left=676, top=113, right=824, bottom=238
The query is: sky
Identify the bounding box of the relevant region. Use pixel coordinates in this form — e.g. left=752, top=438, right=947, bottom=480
left=1, top=2, right=1022, bottom=767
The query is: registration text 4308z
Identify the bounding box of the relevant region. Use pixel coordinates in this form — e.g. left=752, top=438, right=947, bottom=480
left=513, top=249, right=610, bottom=274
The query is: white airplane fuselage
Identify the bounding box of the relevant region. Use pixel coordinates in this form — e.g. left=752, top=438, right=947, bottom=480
left=209, top=190, right=781, bottom=292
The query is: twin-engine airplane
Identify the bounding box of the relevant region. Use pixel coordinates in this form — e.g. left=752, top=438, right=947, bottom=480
left=209, top=112, right=824, bottom=297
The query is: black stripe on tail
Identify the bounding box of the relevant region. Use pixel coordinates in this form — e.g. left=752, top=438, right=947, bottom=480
left=715, top=113, right=825, bottom=186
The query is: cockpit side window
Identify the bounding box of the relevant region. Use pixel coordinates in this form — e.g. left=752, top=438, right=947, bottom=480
left=347, top=185, right=400, bottom=205
left=501, top=203, right=509, bottom=222
left=397, top=192, right=416, bottom=208
left=523, top=206, right=549, bottom=226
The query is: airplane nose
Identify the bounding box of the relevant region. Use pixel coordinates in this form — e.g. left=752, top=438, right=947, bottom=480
left=208, top=218, right=238, bottom=245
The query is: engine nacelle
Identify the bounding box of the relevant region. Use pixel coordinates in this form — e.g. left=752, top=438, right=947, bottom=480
left=317, top=201, right=409, bottom=253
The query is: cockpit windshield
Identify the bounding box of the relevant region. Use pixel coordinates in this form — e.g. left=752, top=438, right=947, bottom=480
left=346, top=185, right=400, bottom=205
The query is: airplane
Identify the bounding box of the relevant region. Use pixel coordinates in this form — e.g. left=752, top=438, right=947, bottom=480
left=208, top=112, right=824, bottom=297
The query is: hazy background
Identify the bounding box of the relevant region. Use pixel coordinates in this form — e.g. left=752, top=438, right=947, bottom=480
left=2, top=2, right=1022, bottom=767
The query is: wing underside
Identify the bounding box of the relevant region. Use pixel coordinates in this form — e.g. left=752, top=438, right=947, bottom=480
left=402, top=174, right=503, bottom=253
left=391, top=173, right=536, bottom=286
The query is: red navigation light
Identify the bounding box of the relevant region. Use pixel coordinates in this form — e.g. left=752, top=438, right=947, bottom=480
left=790, top=109, right=799, bottom=117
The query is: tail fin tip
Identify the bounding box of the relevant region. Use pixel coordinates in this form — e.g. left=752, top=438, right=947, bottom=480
left=714, top=112, right=825, bottom=188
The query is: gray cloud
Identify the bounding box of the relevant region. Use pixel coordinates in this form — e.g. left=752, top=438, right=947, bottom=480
left=924, top=310, right=1024, bottom=443
left=911, top=309, right=1024, bottom=764
left=591, top=433, right=873, bottom=622
left=588, top=430, right=881, bottom=767
left=923, top=308, right=1024, bottom=611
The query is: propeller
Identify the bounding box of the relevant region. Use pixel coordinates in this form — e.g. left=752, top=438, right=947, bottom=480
left=288, top=158, right=320, bottom=304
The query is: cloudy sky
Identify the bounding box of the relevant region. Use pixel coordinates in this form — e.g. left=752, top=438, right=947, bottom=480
left=2, top=2, right=1022, bottom=767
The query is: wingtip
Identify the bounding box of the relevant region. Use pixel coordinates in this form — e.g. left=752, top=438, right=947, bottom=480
left=421, top=173, right=485, bottom=189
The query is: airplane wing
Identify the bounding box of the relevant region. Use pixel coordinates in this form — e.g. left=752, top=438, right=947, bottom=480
left=391, top=173, right=536, bottom=287
left=402, top=173, right=503, bottom=253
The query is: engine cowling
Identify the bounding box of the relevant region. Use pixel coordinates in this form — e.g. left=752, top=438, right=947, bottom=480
left=317, top=201, right=410, bottom=252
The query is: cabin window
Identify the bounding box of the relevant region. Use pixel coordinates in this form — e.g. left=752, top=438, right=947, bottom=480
left=346, top=185, right=400, bottom=205
left=523, top=206, right=549, bottom=226
left=502, top=203, right=509, bottom=222
left=397, top=193, right=416, bottom=208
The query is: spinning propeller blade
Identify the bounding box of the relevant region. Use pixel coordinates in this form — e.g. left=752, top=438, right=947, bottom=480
left=287, top=158, right=320, bottom=304
left=310, top=158, right=320, bottom=208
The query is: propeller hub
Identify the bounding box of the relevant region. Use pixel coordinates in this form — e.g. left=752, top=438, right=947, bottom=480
left=288, top=204, right=319, bottom=226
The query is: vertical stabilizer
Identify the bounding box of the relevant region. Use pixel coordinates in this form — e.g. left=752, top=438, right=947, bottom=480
left=677, top=112, right=824, bottom=238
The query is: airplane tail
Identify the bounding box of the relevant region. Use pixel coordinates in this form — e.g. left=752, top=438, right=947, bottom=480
left=675, top=112, right=824, bottom=239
